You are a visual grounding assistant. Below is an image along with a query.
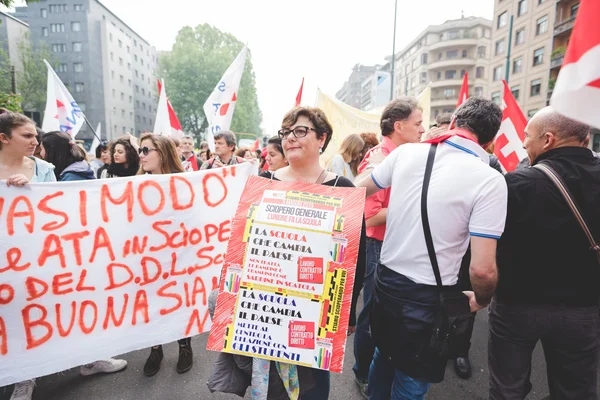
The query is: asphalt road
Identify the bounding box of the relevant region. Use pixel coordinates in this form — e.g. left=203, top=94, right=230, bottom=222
left=2, top=307, right=596, bottom=400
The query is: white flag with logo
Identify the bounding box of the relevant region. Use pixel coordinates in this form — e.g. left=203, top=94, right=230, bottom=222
left=42, top=59, right=85, bottom=138
left=203, top=46, right=248, bottom=152
left=154, top=79, right=172, bottom=136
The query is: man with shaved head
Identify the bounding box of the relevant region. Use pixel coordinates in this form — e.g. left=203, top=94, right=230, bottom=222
left=489, top=107, right=600, bottom=400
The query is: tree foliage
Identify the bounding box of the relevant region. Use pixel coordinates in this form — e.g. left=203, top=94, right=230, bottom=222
left=0, top=0, right=36, bottom=7
left=0, top=43, right=11, bottom=93
left=17, top=32, right=53, bottom=113
left=0, top=93, right=23, bottom=112
left=159, top=24, right=262, bottom=141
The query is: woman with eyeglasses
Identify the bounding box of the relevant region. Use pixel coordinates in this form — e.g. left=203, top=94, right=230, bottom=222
left=135, top=133, right=193, bottom=377
left=259, top=106, right=367, bottom=399
left=100, top=134, right=140, bottom=179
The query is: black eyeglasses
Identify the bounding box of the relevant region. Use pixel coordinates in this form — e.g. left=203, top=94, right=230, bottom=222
left=138, top=146, right=158, bottom=156
left=277, top=126, right=316, bottom=140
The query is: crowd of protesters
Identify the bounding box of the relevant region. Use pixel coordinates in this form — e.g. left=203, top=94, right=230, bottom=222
left=1, top=93, right=599, bottom=400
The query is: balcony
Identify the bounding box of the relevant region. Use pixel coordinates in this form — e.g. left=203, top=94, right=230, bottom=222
left=550, top=55, right=564, bottom=69
left=431, top=97, right=459, bottom=108
left=429, top=37, right=478, bottom=51
left=554, top=15, right=576, bottom=36
left=430, top=79, right=464, bottom=88
left=428, top=57, right=477, bottom=70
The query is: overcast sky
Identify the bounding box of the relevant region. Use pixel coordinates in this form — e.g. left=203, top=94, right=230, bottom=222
left=8, top=0, right=493, bottom=136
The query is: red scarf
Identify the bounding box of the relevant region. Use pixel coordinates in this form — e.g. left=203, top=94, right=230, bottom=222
left=423, top=128, right=479, bottom=145
left=187, top=154, right=199, bottom=171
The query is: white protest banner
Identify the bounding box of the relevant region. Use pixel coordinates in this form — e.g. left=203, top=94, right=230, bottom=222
left=0, top=163, right=253, bottom=386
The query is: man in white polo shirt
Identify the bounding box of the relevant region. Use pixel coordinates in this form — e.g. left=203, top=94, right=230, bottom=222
left=356, top=97, right=508, bottom=400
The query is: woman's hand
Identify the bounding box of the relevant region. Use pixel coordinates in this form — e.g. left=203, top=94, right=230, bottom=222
left=347, top=325, right=356, bottom=336
left=6, top=174, right=30, bottom=187
left=127, top=133, right=139, bottom=150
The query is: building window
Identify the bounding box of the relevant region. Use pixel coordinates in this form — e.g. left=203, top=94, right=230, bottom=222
left=518, top=0, right=528, bottom=16
left=530, top=79, right=542, bottom=96
left=533, top=47, right=545, bottom=66
left=49, top=4, right=68, bottom=13
left=142, top=103, right=146, bottom=110
left=57, top=63, right=68, bottom=72
left=127, top=63, right=131, bottom=70
left=447, top=50, right=458, bottom=59
left=73, top=42, right=82, bottom=52
left=492, top=91, right=501, bottom=105
left=134, top=55, right=138, bottom=62
left=52, top=44, right=67, bottom=53
left=538, top=0, right=546, bottom=3
left=74, top=62, right=83, bottom=72
left=141, top=59, right=144, bottom=66
left=121, top=93, right=125, bottom=101
left=443, top=88, right=456, bottom=98
left=536, top=15, right=548, bottom=36
left=493, top=65, right=503, bottom=81
left=120, top=75, right=124, bottom=83
left=119, top=58, right=123, bottom=66
left=420, top=72, right=427, bottom=83
left=476, top=66, right=485, bottom=79
left=118, top=40, right=122, bottom=48
left=474, top=87, right=483, bottom=97
left=142, top=88, right=146, bottom=95
left=495, top=39, right=505, bottom=55
left=112, top=89, right=115, bottom=97
left=130, top=112, right=133, bottom=120
left=513, top=57, right=523, bottom=73
left=51, top=23, right=65, bottom=33
left=74, top=4, right=83, bottom=11
left=420, top=53, right=428, bottom=64
left=515, top=28, right=525, bottom=45
left=437, top=71, right=442, bottom=80
left=445, top=70, right=457, bottom=79
left=447, top=30, right=459, bottom=40
left=109, top=33, right=113, bottom=42
left=528, top=109, right=539, bottom=118
left=128, top=79, right=132, bottom=86
left=141, top=73, right=145, bottom=81
left=511, top=85, right=520, bottom=100
left=75, top=82, right=84, bottom=93
left=462, top=49, right=468, bottom=58
left=42, top=27, right=48, bottom=37
left=497, top=11, right=508, bottom=28
left=71, top=22, right=81, bottom=32
left=477, top=46, right=486, bottom=57
left=127, top=46, right=130, bottom=54
left=571, top=3, right=579, bottom=17
left=411, top=59, right=417, bottom=70
left=135, top=85, right=139, bottom=93
left=111, top=70, right=115, bottom=79
left=41, top=9, right=47, bottom=18
left=129, top=96, right=132, bottom=103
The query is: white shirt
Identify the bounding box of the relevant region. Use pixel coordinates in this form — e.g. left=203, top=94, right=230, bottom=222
left=327, top=154, right=355, bottom=181
left=371, top=135, right=508, bottom=285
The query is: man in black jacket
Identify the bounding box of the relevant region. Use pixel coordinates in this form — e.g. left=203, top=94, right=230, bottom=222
left=490, top=107, right=600, bottom=400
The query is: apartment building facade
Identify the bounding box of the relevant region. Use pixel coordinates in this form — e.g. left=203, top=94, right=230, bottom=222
left=0, top=11, right=30, bottom=80
left=360, top=68, right=391, bottom=112
left=15, top=0, right=158, bottom=142
left=335, top=64, right=377, bottom=109
left=393, top=16, right=492, bottom=126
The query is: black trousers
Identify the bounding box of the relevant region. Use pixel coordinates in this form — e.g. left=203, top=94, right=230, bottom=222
left=452, top=247, right=476, bottom=357
left=488, top=298, right=600, bottom=400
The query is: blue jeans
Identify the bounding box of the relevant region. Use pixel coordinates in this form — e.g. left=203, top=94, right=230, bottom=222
left=353, top=238, right=381, bottom=381
left=368, top=347, right=432, bottom=400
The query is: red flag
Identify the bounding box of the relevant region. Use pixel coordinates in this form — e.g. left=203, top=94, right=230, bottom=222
left=550, top=0, right=600, bottom=129
left=251, top=138, right=260, bottom=151
left=456, top=72, right=469, bottom=108
left=493, top=80, right=528, bottom=172
left=295, top=77, right=304, bottom=106
left=157, top=79, right=184, bottom=134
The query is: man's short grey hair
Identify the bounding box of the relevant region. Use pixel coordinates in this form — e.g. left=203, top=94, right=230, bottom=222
left=537, top=110, right=589, bottom=142
left=214, top=130, right=237, bottom=148
left=182, top=135, right=194, bottom=141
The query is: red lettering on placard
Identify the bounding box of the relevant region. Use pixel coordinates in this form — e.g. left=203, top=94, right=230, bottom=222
left=52, top=272, right=74, bottom=295
left=79, top=190, right=88, bottom=227
left=89, top=227, right=115, bottom=263
left=170, top=176, right=195, bottom=210
left=1, top=247, right=31, bottom=273
left=132, top=290, right=149, bottom=325
left=137, top=180, right=165, bottom=216
left=132, top=235, right=148, bottom=254
left=218, top=220, right=231, bottom=242
left=195, top=246, right=216, bottom=270
left=61, top=230, right=90, bottom=266
left=22, top=304, right=53, bottom=349
left=55, top=302, right=76, bottom=337
left=25, top=276, right=49, bottom=301
left=105, top=263, right=134, bottom=290
left=79, top=300, right=98, bottom=334
left=0, top=316, right=6, bottom=355
left=184, top=308, right=210, bottom=336
left=38, top=191, right=68, bottom=231
left=0, top=284, right=14, bottom=305
left=149, top=220, right=170, bottom=252
left=7, top=196, right=34, bottom=236
left=140, top=256, right=161, bottom=286
left=170, top=252, right=186, bottom=277
left=75, top=269, right=95, bottom=292
left=191, top=277, right=207, bottom=306
left=102, top=295, right=129, bottom=330
left=157, top=281, right=183, bottom=315
left=202, top=173, right=228, bottom=207
left=100, top=182, right=134, bottom=223
left=205, top=224, right=218, bottom=243
left=38, top=234, right=66, bottom=268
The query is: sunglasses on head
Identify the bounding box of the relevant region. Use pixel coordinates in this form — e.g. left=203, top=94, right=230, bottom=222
left=138, top=146, right=157, bottom=156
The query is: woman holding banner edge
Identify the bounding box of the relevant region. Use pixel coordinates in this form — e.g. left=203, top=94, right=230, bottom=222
left=257, top=106, right=367, bottom=399
left=136, top=133, right=195, bottom=377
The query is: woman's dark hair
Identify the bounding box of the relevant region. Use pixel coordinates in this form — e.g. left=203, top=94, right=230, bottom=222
left=95, top=140, right=108, bottom=159
left=0, top=108, right=35, bottom=151
left=267, top=136, right=284, bottom=156
left=106, top=137, right=140, bottom=177
left=41, top=131, right=86, bottom=179
left=281, top=106, right=334, bottom=152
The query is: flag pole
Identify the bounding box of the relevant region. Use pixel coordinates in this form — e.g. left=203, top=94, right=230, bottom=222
left=83, top=116, right=102, bottom=142
left=390, top=0, right=397, bottom=101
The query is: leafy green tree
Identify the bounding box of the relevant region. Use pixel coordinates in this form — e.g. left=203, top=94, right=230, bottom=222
left=17, top=32, right=53, bottom=113
left=159, top=24, right=262, bottom=141
left=0, top=0, right=36, bottom=8
left=0, top=93, right=23, bottom=112
left=0, top=43, right=11, bottom=93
